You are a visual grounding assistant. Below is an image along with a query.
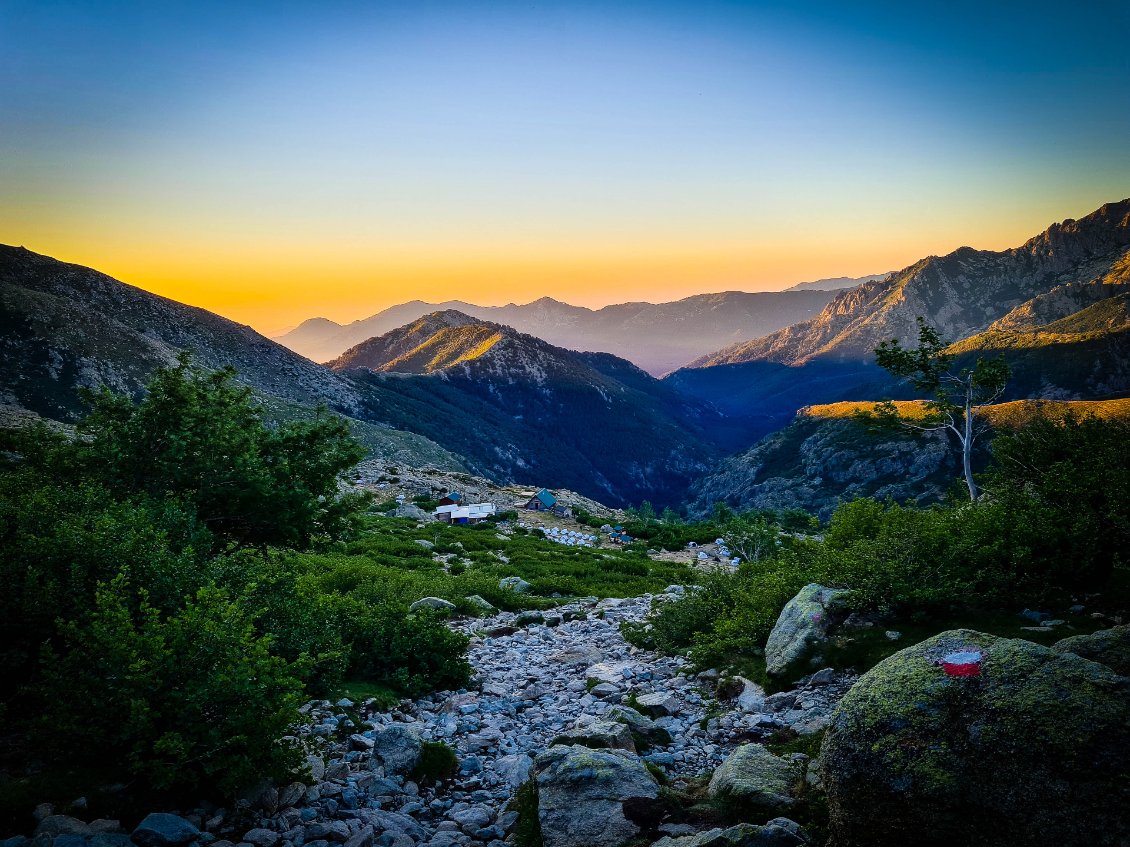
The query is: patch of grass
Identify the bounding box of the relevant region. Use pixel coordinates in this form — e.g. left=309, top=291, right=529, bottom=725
left=335, top=680, right=401, bottom=710
left=411, top=741, right=457, bottom=786
left=507, top=779, right=543, bottom=847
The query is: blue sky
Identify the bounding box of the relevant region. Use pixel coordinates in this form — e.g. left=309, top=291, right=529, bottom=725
left=2, top=1, right=1128, bottom=329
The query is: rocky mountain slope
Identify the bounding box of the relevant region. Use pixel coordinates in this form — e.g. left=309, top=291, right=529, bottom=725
left=330, top=311, right=725, bottom=506
left=783, top=272, right=891, bottom=292
left=686, top=398, right=1130, bottom=519
left=0, top=245, right=464, bottom=469
left=669, top=199, right=1130, bottom=422
left=695, top=200, right=1130, bottom=368
left=276, top=289, right=840, bottom=375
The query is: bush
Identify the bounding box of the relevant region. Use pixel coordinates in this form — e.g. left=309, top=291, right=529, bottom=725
left=33, top=575, right=306, bottom=799
left=338, top=598, right=471, bottom=697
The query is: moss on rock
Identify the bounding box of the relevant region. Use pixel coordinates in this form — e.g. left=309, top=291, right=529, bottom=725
left=819, top=629, right=1130, bottom=847
left=1053, top=623, right=1130, bottom=676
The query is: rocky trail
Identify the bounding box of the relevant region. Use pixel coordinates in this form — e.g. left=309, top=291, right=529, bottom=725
left=12, top=591, right=856, bottom=847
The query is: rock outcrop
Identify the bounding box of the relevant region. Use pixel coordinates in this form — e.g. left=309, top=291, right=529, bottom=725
left=820, top=628, right=1130, bottom=847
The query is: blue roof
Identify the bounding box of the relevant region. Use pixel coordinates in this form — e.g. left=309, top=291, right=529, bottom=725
left=445, top=492, right=463, bottom=501
left=535, top=489, right=557, bottom=508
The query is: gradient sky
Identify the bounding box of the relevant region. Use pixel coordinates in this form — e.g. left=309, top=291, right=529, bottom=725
left=3, top=1, right=1129, bottom=333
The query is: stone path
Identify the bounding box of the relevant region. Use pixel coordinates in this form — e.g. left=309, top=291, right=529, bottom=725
left=12, top=592, right=856, bottom=847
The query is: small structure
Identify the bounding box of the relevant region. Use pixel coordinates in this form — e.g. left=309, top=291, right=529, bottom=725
left=438, top=492, right=464, bottom=507
left=434, top=502, right=496, bottom=524
left=524, top=489, right=558, bottom=511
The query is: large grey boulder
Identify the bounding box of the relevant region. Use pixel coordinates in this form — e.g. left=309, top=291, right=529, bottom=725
left=131, top=814, right=200, bottom=847
left=535, top=744, right=659, bottom=847
left=651, top=819, right=811, bottom=846
left=707, top=744, right=802, bottom=812
left=820, top=629, right=1130, bottom=847
left=764, top=583, right=848, bottom=676
left=370, top=724, right=422, bottom=776
left=1053, top=623, right=1130, bottom=676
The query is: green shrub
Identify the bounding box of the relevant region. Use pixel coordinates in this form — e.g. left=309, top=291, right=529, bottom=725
left=33, top=575, right=306, bottom=799
left=411, top=741, right=458, bottom=785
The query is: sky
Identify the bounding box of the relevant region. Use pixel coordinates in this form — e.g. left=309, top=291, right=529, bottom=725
left=2, top=1, right=1129, bottom=334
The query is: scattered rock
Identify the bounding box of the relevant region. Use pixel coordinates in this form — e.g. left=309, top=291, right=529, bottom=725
left=820, top=629, right=1130, bottom=847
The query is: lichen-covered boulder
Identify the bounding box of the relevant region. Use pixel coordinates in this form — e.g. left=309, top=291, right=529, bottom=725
left=651, top=819, right=811, bottom=847
left=535, top=744, right=659, bottom=847
left=764, top=584, right=848, bottom=676
left=820, top=629, right=1130, bottom=847
left=1053, top=624, right=1130, bottom=676
left=370, top=724, right=422, bottom=776
left=607, top=705, right=672, bottom=746
left=707, top=744, right=802, bottom=812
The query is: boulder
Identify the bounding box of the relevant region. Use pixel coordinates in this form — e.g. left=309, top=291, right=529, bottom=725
left=707, top=744, right=802, bottom=812
left=35, top=819, right=92, bottom=839
left=651, top=819, right=812, bottom=846
left=820, top=629, right=1130, bottom=847
left=585, top=660, right=634, bottom=684
left=494, top=753, right=535, bottom=788
left=634, top=691, right=680, bottom=717
left=735, top=678, right=767, bottom=712
left=499, top=576, right=532, bottom=594
left=535, top=744, right=660, bottom=847
left=557, top=719, right=636, bottom=752
left=131, top=814, right=201, bottom=847
left=409, top=596, right=456, bottom=612
left=764, top=584, right=848, bottom=676
left=1053, top=624, right=1130, bottom=676
left=371, top=725, right=423, bottom=776
left=463, top=594, right=497, bottom=614
left=607, top=706, right=672, bottom=746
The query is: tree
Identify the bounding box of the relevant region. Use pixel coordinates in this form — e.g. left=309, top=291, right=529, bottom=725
left=873, top=317, right=1010, bottom=500
left=76, top=353, right=368, bottom=550
left=983, top=412, right=1129, bottom=588
left=721, top=512, right=780, bottom=563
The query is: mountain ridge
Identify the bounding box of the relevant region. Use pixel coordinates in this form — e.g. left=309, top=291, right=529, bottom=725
left=688, top=199, right=1130, bottom=369
left=275, top=288, right=844, bottom=375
